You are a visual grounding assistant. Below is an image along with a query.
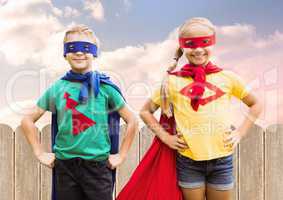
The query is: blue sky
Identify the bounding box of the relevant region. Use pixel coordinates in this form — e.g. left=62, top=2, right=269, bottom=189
left=53, top=0, right=283, bottom=50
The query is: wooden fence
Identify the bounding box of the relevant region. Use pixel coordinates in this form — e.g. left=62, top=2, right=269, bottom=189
left=0, top=123, right=282, bottom=200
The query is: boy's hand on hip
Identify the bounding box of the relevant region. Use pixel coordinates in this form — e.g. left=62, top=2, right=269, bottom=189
left=36, top=152, right=56, bottom=168
left=108, top=154, right=124, bottom=169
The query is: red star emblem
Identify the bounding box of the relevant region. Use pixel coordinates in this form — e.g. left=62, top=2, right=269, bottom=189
left=180, top=82, right=225, bottom=106
left=64, top=92, right=96, bottom=135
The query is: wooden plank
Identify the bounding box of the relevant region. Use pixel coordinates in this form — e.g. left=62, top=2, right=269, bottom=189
left=115, top=124, right=139, bottom=195
left=4, top=122, right=282, bottom=199
left=265, top=124, right=283, bottom=200
left=40, top=125, right=52, bottom=200
left=238, top=124, right=264, bottom=200
left=232, top=147, right=239, bottom=200
left=15, top=126, right=40, bottom=200
left=0, top=124, right=14, bottom=200
left=139, top=126, right=154, bottom=160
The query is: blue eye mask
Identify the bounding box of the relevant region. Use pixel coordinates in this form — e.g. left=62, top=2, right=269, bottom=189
left=64, top=41, right=98, bottom=57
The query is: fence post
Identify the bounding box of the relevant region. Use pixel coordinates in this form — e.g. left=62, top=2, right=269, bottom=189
left=238, top=124, right=264, bottom=200
left=1, top=123, right=283, bottom=199
left=0, top=124, right=14, bottom=200
left=40, top=125, right=52, bottom=200
left=15, top=126, right=40, bottom=200
left=265, top=124, right=283, bottom=200
left=139, top=126, right=154, bottom=160
left=115, top=125, right=140, bottom=195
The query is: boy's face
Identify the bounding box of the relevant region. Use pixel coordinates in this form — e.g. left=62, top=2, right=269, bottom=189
left=65, top=33, right=96, bottom=73
left=180, top=24, right=214, bottom=66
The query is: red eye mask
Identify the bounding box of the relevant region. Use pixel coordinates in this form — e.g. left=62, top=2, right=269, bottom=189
left=179, top=35, right=216, bottom=49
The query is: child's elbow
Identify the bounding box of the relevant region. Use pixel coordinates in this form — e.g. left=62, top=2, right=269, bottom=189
left=139, top=109, right=147, bottom=121
left=21, top=115, right=34, bottom=128
left=21, top=117, right=30, bottom=132
left=125, top=111, right=138, bottom=128
left=249, top=97, right=263, bottom=118
left=255, top=100, right=263, bottom=116
left=130, top=114, right=139, bottom=127
left=21, top=117, right=28, bottom=127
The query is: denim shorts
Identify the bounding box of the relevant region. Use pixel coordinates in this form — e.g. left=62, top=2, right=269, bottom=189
left=176, top=154, right=234, bottom=190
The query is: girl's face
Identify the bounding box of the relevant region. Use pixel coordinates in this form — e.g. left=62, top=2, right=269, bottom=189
left=180, top=24, right=214, bottom=66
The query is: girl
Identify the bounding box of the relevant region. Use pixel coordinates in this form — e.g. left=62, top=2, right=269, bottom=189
left=140, top=17, right=262, bottom=200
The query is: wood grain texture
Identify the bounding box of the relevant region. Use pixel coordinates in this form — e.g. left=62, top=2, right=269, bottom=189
left=1, top=123, right=282, bottom=200
left=15, top=126, right=40, bottom=200
left=233, top=147, right=239, bottom=200
left=265, top=124, right=283, bottom=200
left=115, top=125, right=140, bottom=195
left=139, top=126, right=154, bottom=160
left=0, top=124, right=14, bottom=200
left=239, top=124, right=264, bottom=200
left=40, top=125, right=52, bottom=200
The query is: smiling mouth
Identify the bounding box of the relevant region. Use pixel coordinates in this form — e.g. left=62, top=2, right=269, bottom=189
left=73, top=59, right=86, bottom=61
left=192, top=54, right=207, bottom=58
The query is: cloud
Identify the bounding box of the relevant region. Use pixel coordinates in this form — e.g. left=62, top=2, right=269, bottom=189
left=0, top=100, right=51, bottom=129
left=0, top=0, right=8, bottom=6
left=84, top=0, right=105, bottom=21
left=63, top=6, right=81, bottom=18
left=52, top=5, right=81, bottom=18
left=215, top=23, right=283, bottom=57
left=52, top=6, right=63, bottom=17
left=0, top=0, right=65, bottom=67
left=97, top=28, right=179, bottom=83
left=214, top=23, right=283, bottom=86
left=123, top=0, right=131, bottom=10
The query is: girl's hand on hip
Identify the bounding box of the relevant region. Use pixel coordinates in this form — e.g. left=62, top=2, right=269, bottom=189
left=161, top=133, right=189, bottom=151
left=223, top=128, right=244, bottom=149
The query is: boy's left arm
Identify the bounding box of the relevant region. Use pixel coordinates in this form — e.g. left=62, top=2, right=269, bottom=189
left=108, top=105, right=138, bottom=169
left=224, top=92, right=262, bottom=149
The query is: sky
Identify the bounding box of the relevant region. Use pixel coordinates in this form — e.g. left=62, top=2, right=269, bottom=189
left=0, top=0, right=282, bottom=128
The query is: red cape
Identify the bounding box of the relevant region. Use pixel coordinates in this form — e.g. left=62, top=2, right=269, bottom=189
left=116, top=114, right=183, bottom=200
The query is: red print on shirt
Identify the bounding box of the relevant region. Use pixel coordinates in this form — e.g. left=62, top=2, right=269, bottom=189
left=64, top=92, right=96, bottom=135
left=180, top=82, right=225, bottom=107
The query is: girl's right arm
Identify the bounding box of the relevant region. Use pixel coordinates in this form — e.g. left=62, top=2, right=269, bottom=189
left=21, top=106, right=55, bottom=168
left=139, top=99, right=188, bottom=151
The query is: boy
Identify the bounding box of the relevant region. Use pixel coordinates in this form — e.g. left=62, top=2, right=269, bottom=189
left=21, top=25, right=138, bottom=200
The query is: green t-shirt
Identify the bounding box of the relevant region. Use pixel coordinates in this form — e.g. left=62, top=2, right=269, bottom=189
left=37, top=79, right=125, bottom=160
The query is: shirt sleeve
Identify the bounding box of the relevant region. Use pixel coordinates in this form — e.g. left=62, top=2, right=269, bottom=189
left=36, top=84, right=56, bottom=113
left=150, top=88, right=162, bottom=106
left=105, top=85, right=126, bottom=111
left=226, top=71, right=250, bottom=100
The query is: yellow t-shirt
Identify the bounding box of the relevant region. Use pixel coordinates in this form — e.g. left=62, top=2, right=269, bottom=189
left=151, top=70, right=250, bottom=161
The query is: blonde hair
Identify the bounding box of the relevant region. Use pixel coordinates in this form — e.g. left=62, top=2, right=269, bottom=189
left=179, top=17, right=215, bottom=37
left=63, top=24, right=98, bottom=44
left=169, top=17, right=215, bottom=71
left=161, top=18, right=215, bottom=115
